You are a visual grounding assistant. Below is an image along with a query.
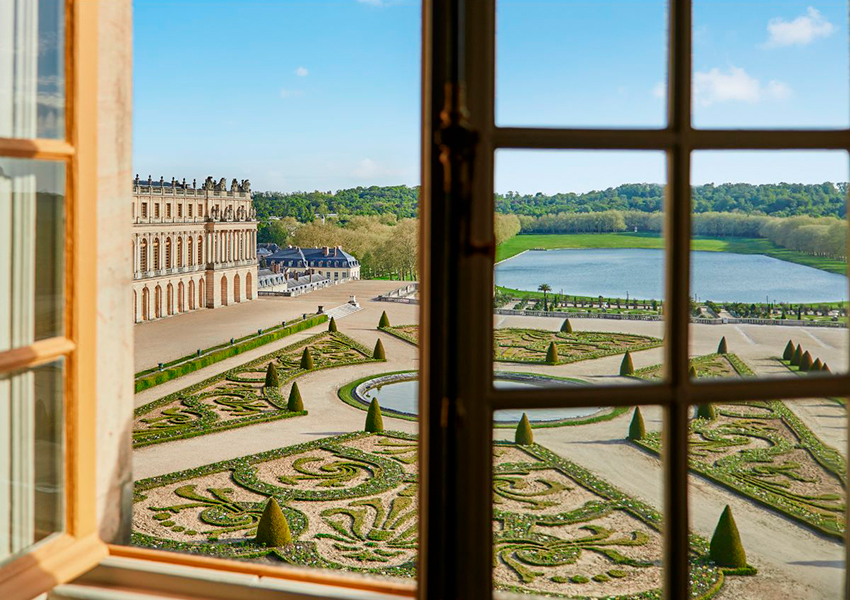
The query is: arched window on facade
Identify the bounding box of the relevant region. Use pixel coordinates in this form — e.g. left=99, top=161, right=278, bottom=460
left=234, top=274, right=241, bottom=303
left=140, top=238, right=148, bottom=272
left=246, top=271, right=253, bottom=300
left=198, top=236, right=204, bottom=265
left=165, top=238, right=172, bottom=269
left=167, top=283, right=173, bottom=315
left=178, top=281, right=184, bottom=312
left=154, top=285, right=162, bottom=318
left=199, top=277, right=205, bottom=308
left=142, top=287, right=149, bottom=320
left=220, top=275, right=228, bottom=306
left=177, top=237, right=183, bottom=267
left=188, top=237, right=193, bottom=266
left=188, top=279, right=195, bottom=310
left=153, top=238, right=160, bottom=270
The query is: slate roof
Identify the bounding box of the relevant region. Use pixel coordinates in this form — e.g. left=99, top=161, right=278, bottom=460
left=267, top=246, right=359, bottom=268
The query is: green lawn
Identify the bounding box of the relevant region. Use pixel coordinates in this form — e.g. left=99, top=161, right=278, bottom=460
left=496, top=232, right=847, bottom=275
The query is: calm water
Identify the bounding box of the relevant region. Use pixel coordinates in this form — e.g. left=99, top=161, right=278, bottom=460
left=362, top=378, right=598, bottom=423
left=496, top=248, right=848, bottom=303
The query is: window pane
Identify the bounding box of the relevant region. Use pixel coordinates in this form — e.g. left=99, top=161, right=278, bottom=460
left=494, top=150, right=666, bottom=388
left=689, top=151, right=848, bottom=378
left=496, top=0, right=668, bottom=128
left=0, top=0, right=66, bottom=139
left=0, top=359, right=65, bottom=564
left=693, top=1, right=849, bottom=129
left=0, top=158, right=65, bottom=351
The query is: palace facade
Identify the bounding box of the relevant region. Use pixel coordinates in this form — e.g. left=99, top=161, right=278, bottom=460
left=132, top=175, right=258, bottom=322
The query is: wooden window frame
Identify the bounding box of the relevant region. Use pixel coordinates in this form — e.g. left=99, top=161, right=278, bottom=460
left=0, top=2, right=107, bottom=599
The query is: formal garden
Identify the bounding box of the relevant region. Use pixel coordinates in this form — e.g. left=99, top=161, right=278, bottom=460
left=133, top=331, right=383, bottom=448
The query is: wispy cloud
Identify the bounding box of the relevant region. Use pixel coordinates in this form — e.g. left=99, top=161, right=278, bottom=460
left=764, top=7, right=835, bottom=48
left=652, top=82, right=666, bottom=100
left=280, top=88, right=304, bottom=99
left=693, top=66, right=790, bottom=106
left=294, top=66, right=309, bottom=77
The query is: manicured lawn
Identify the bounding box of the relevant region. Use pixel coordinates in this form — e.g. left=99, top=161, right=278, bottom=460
left=496, top=233, right=847, bottom=275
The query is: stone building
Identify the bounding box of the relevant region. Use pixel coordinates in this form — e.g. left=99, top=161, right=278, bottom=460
left=264, top=244, right=361, bottom=283
left=131, top=175, right=258, bottom=322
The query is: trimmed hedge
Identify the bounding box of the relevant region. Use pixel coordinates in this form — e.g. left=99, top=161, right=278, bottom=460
left=378, top=311, right=390, bottom=328
left=373, top=339, right=386, bottom=360
left=717, top=336, right=728, bottom=355
left=619, top=351, right=634, bottom=376
left=255, top=497, right=292, bottom=547
left=515, top=413, right=533, bottom=445
left=783, top=340, right=795, bottom=361
left=545, top=341, right=558, bottom=364
left=709, top=506, right=746, bottom=568
left=799, top=350, right=813, bottom=372
left=328, top=317, right=338, bottom=332
left=791, top=344, right=803, bottom=366
left=365, top=398, right=384, bottom=432
left=628, top=407, right=645, bottom=441
left=300, top=347, right=314, bottom=370
left=696, top=403, right=716, bottom=420
left=288, top=382, right=304, bottom=412
left=560, top=318, right=573, bottom=333
left=264, top=363, right=280, bottom=388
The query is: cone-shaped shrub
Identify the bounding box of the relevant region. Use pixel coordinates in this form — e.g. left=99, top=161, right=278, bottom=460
left=287, top=382, right=303, bottom=411
left=688, top=365, right=698, bottom=379
left=823, top=363, right=831, bottom=373
left=783, top=340, right=795, bottom=361
left=300, top=347, right=314, bottom=370
left=328, top=317, right=338, bottom=332
left=799, top=351, right=813, bottom=372
left=254, top=497, right=292, bottom=547
left=264, top=363, right=280, bottom=388
left=620, top=351, right=635, bottom=376
left=365, top=398, right=384, bottom=432
left=696, top=403, right=716, bottom=420
left=709, top=505, right=747, bottom=568
left=717, top=336, right=728, bottom=355
left=812, top=358, right=823, bottom=372
left=628, top=407, right=645, bottom=441
left=560, top=318, right=573, bottom=333
left=378, top=311, right=390, bottom=328
left=373, top=339, right=386, bottom=360
left=791, top=344, right=803, bottom=366
left=545, top=342, right=559, bottom=364
left=515, top=413, right=534, bottom=445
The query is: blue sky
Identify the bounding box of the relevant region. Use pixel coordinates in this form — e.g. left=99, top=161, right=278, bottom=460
left=135, top=1, right=848, bottom=195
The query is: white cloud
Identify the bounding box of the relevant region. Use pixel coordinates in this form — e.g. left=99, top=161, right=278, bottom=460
left=353, top=158, right=381, bottom=178
left=652, top=82, right=666, bottom=99
left=764, top=7, right=835, bottom=48
left=693, top=66, right=790, bottom=106
left=280, top=88, right=303, bottom=99
left=294, top=66, right=309, bottom=77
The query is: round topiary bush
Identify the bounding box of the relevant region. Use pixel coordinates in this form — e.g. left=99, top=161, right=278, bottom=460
left=783, top=340, right=795, bottom=361
left=365, top=398, right=384, bottom=432
left=717, top=336, right=728, bottom=355
left=696, top=403, right=716, bottom=420
left=515, top=413, right=533, bottom=445
left=300, top=347, right=314, bottom=370
left=254, top=497, right=292, bottom=547
left=378, top=311, right=390, bottom=328
left=328, top=317, right=338, bottom=333
left=709, top=505, right=747, bottom=568
left=791, top=344, right=803, bottom=366
left=628, top=407, right=645, bottom=441
left=799, top=351, right=813, bottom=372
left=619, top=351, right=634, bottom=376
left=560, top=318, right=573, bottom=333
left=264, top=363, right=280, bottom=388
left=288, top=382, right=304, bottom=411
left=373, top=339, right=386, bottom=360
left=545, top=342, right=559, bottom=364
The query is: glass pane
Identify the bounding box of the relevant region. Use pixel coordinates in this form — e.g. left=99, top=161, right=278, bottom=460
left=0, top=0, right=66, bottom=139
left=493, top=406, right=672, bottom=597
left=0, top=359, right=65, bottom=564
left=496, top=0, right=668, bottom=128
left=693, top=1, right=849, bottom=129
left=689, top=151, right=848, bottom=378
left=687, top=399, right=845, bottom=598
left=0, top=158, right=65, bottom=351
left=494, top=150, right=666, bottom=387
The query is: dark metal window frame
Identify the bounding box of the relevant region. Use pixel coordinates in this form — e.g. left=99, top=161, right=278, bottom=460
left=419, top=1, right=850, bottom=599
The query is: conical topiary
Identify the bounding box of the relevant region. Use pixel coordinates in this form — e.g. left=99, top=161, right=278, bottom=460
left=365, top=398, right=384, bottom=432
left=287, top=382, right=304, bottom=411
left=378, top=311, right=390, bottom=328
left=799, top=351, right=813, bottom=372
left=811, top=358, right=823, bottom=372
left=709, top=505, right=747, bottom=568
left=689, top=365, right=698, bottom=379
left=620, top=351, right=635, bottom=376
left=373, top=339, right=386, bottom=360
left=791, top=344, right=803, bottom=366
left=328, top=317, right=338, bottom=332
left=254, top=497, right=292, bottom=547
left=515, top=413, right=534, bottom=445
left=628, top=407, right=646, bottom=441
left=823, top=362, right=831, bottom=373
left=545, top=342, right=559, bottom=364
left=560, top=318, right=573, bottom=333
left=264, top=363, right=280, bottom=388
left=696, top=403, right=716, bottom=420
left=717, top=336, right=728, bottom=355
left=300, top=347, right=314, bottom=370
left=783, top=340, right=795, bottom=361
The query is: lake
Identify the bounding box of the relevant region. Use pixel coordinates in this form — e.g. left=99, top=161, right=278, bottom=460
left=496, top=248, right=848, bottom=303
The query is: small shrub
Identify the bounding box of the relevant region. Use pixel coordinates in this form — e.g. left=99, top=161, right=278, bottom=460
left=709, top=505, right=747, bottom=568
left=365, top=398, right=384, bottom=432
left=328, top=317, right=338, bottom=332
left=688, top=365, right=697, bottom=379
left=264, top=363, right=280, bottom=388
left=254, top=497, right=292, bottom=547
left=791, top=344, right=803, bottom=366
left=515, top=413, right=534, bottom=445
left=608, top=569, right=628, bottom=578
left=628, top=407, right=645, bottom=441
left=378, top=311, right=390, bottom=328
left=811, top=358, right=823, bottom=372
left=619, top=351, right=634, bottom=376
left=799, top=351, right=813, bottom=372
left=823, top=362, right=831, bottom=373
left=696, top=403, right=716, bottom=420
left=373, top=339, right=386, bottom=360
left=717, top=336, right=728, bottom=355
left=288, top=382, right=304, bottom=411
left=592, top=574, right=610, bottom=583
left=571, top=575, right=589, bottom=584
left=550, top=576, right=568, bottom=584
left=300, top=347, right=314, bottom=370
left=545, top=342, right=559, bottom=364
left=783, top=340, right=795, bottom=361
left=560, top=318, right=573, bottom=333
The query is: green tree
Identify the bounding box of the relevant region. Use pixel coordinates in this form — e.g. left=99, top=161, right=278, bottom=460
left=254, top=497, right=292, bottom=547
left=300, top=347, right=314, bottom=370
left=288, top=382, right=304, bottom=411
left=620, top=351, right=635, bottom=376
left=264, top=363, right=280, bottom=388
left=328, top=317, right=338, bottom=332
left=782, top=340, right=795, bottom=361
left=378, top=311, right=390, bottom=328
left=515, top=413, right=534, bottom=445
left=709, top=506, right=747, bottom=568
left=545, top=342, right=559, bottom=364
left=717, top=336, right=728, bottom=355
left=628, top=407, right=646, bottom=441
left=538, top=283, right=552, bottom=311
left=373, top=339, right=386, bottom=360
left=791, top=344, right=803, bottom=366
left=560, top=318, right=573, bottom=333
left=799, top=351, right=813, bottom=371
left=365, top=398, right=384, bottom=432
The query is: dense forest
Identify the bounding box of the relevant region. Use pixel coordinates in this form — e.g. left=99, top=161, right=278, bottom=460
left=253, top=185, right=419, bottom=222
